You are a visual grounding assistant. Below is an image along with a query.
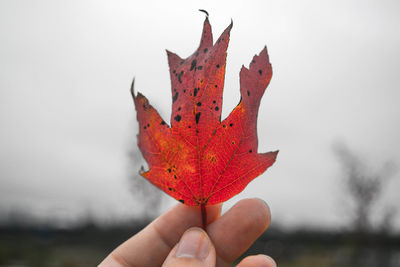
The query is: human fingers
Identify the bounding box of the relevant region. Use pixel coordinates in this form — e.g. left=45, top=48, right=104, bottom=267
left=207, top=198, right=271, bottom=266
left=236, top=255, right=276, bottom=267
left=98, top=203, right=221, bottom=267
left=162, top=227, right=216, bottom=267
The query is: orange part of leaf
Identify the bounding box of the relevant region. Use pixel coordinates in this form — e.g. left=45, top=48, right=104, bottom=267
left=133, top=18, right=278, bottom=206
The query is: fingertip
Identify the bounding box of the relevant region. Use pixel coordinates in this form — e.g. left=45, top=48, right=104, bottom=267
left=175, top=227, right=211, bottom=260
left=237, top=254, right=276, bottom=267
left=235, top=198, right=271, bottom=230
left=208, top=198, right=272, bottom=265
left=162, top=227, right=216, bottom=267
left=254, top=198, right=272, bottom=229
left=259, top=255, right=277, bottom=267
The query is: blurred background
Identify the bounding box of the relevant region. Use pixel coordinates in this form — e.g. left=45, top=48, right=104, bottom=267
left=1, top=0, right=400, bottom=266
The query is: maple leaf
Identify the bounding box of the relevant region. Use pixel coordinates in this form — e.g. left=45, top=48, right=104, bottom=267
left=132, top=17, right=278, bottom=207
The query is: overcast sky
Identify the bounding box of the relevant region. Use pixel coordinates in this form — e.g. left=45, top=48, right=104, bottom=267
left=1, top=0, right=399, bottom=229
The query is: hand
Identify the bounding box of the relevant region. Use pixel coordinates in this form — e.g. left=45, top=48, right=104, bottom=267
left=99, top=198, right=276, bottom=267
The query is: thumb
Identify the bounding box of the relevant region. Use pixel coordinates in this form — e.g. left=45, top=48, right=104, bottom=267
left=162, top=227, right=216, bottom=267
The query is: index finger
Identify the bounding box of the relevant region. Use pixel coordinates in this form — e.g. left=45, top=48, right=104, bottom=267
left=99, top=203, right=222, bottom=267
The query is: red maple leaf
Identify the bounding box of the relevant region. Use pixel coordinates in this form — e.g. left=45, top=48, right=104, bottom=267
left=132, top=17, right=278, bottom=209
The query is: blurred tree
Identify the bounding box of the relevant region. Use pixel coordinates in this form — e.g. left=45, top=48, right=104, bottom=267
left=333, top=141, right=397, bottom=233
left=127, top=132, right=164, bottom=221
left=333, top=142, right=398, bottom=266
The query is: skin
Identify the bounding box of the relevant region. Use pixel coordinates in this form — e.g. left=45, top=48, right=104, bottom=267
left=99, top=198, right=276, bottom=267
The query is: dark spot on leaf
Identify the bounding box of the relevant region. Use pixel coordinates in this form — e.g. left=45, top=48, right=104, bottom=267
left=190, top=59, right=197, bottom=71
left=188, top=125, right=191, bottom=128
left=249, top=149, right=253, bottom=153
left=203, top=48, right=208, bottom=53
left=178, top=71, right=183, bottom=83
left=174, top=115, right=181, bottom=122
left=143, top=126, right=147, bottom=130
left=216, top=64, right=220, bottom=68
left=173, top=92, right=179, bottom=103
left=183, top=89, right=186, bottom=93
left=215, top=84, right=218, bottom=88
left=167, top=168, right=171, bottom=173
left=223, top=124, right=226, bottom=128
left=215, top=106, right=219, bottom=111
left=179, top=199, right=184, bottom=204
left=178, top=107, right=181, bottom=111
left=194, top=87, right=199, bottom=97
left=174, top=175, right=177, bottom=179
left=232, top=141, right=235, bottom=145
left=168, top=187, right=172, bottom=191
left=258, top=69, right=262, bottom=75
left=197, top=102, right=202, bottom=106
left=252, top=59, right=256, bottom=63
left=196, top=130, right=199, bottom=134
left=161, top=120, right=166, bottom=125
left=247, top=90, right=250, bottom=96
left=213, top=100, right=216, bottom=104
left=173, top=70, right=176, bottom=74
left=229, top=123, right=233, bottom=127
left=147, top=123, right=150, bottom=127
left=195, top=112, right=201, bottom=124
left=197, top=66, right=203, bottom=70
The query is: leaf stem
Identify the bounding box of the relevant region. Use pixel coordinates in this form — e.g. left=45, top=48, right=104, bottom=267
left=201, top=204, right=207, bottom=231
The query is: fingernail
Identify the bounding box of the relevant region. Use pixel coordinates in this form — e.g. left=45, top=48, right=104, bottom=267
left=175, top=228, right=210, bottom=260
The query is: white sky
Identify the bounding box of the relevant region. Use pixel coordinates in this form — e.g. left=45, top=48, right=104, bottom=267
left=1, top=0, right=399, bottom=229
